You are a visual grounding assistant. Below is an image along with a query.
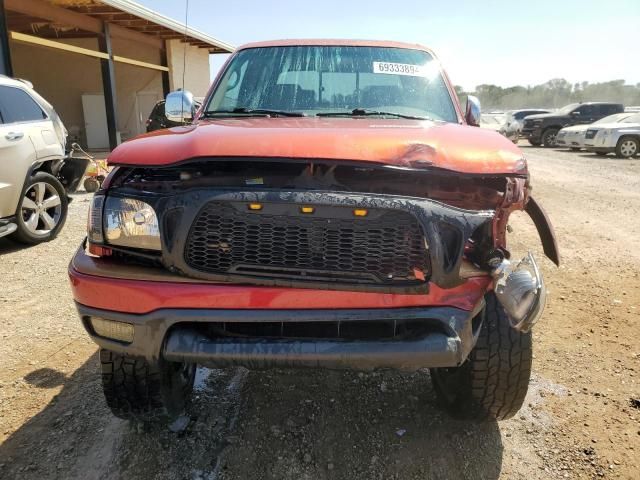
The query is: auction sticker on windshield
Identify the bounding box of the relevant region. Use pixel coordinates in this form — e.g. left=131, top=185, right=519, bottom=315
left=373, top=61, right=429, bottom=77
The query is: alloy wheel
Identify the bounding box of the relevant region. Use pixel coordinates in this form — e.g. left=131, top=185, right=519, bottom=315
left=620, top=140, right=637, bottom=157
left=21, top=182, right=63, bottom=235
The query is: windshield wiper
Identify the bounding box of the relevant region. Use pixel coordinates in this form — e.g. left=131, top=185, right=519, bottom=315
left=201, top=107, right=305, bottom=118
left=317, top=108, right=431, bottom=120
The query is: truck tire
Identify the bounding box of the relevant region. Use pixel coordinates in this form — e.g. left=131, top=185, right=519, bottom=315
left=541, top=128, right=559, bottom=148
left=12, top=172, right=68, bottom=244
left=527, top=139, right=541, bottom=147
left=430, top=293, right=532, bottom=421
left=615, top=136, right=639, bottom=158
left=100, top=349, right=196, bottom=423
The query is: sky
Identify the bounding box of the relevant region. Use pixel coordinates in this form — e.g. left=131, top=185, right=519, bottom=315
left=138, top=0, right=640, bottom=91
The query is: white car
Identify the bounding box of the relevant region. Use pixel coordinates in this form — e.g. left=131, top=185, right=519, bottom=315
left=556, top=113, right=637, bottom=151
left=480, top=113, right=519, bottom=142
left=0, top=76, right=78, bottom=243
left=583, top=113, right=640, bottom=158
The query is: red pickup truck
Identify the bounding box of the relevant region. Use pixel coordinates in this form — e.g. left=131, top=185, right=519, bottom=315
left=68, top=39, right=558, bottom=424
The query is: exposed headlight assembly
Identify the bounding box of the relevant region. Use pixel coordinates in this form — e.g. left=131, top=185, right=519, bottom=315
left=491, top=252, right=546, bottom=332
left=103, top=197, right=161, bottom=250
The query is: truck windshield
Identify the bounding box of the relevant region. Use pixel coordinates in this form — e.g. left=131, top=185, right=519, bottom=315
left=205, top=45, right=458, bottom=122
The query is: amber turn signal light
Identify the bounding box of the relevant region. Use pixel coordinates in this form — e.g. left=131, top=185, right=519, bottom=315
left=353, top=209, right=368, bottom=217
left=248, top=203, right=263, bottom=211
left=300, top=206, right=315, bottom=214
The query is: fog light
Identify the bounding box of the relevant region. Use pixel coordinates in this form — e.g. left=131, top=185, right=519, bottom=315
left=491, top=252, right=546, bottom=332
left=90, top=317, right=134, bottom=343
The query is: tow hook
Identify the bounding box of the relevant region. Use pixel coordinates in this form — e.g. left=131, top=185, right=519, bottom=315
left=491, top=252, right=546, bottom=332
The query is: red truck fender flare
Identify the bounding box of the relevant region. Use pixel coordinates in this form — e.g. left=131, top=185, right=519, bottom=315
left=525, top=196, right=560, bottom=266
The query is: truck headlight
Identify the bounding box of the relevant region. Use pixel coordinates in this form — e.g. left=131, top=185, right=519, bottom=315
left=103, top=197, right=161, bottom=250
left=491, top=252, right=546, bottom=332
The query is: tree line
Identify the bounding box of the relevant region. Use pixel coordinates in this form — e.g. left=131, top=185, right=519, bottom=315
left=455, top=79, right=640, bottom=110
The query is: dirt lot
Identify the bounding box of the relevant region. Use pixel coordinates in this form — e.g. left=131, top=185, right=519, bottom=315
left=0, top=145, right=639, bottom=480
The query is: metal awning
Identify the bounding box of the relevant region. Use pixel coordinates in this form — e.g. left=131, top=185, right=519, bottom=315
left=4, top=0, right=234, bottom=53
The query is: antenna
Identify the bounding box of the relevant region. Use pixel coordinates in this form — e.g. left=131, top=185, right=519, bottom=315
left=181, top=0, right=190, bottom=122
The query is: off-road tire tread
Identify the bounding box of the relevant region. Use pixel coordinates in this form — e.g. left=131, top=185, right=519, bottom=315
left=470, top=294, right=532, bottom=420
left=100, top=349, right=167, bottom=421
left=431, top=293, right=532, bottom=421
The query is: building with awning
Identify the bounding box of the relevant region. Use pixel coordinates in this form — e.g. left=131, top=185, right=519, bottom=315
left=0, top=0, right=233, bottom=149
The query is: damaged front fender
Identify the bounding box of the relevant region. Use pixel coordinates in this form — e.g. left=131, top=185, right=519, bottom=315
left=525, top=196, right=560, bottom=266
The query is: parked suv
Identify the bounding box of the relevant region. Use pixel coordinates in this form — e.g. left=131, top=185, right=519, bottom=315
left=69, top=40, right=559, bottom=424
left=0, top=76, right=80, bottom=243
left=522, top=102, right=624, bottom=147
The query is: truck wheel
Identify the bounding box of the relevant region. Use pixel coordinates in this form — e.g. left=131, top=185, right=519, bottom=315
left=12, top=172, right=68, bottom=245
left=541, top=128, right=559, bottom=147
left=430, top=293, right=532, bottom=421
left=527, top=139, right=541, bottom=147
left=100, top=349, right=196, bottom=423
left=615, top=137, right=639, bottom=158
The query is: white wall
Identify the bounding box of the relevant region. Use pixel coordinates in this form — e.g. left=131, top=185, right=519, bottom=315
left=166, top=39, right=211, bottom=98
left=10, top=37, right=164, bottom=147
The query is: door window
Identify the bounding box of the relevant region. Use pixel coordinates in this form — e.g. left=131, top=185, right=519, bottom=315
left=576, top=105, right=594, bottom=117
left=0, top=86, right=47, bottom=124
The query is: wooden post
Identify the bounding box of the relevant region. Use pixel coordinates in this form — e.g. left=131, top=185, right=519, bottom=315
left=160, top=45, right=170, bottom=97
left=98, top=22, right=119, bottom=151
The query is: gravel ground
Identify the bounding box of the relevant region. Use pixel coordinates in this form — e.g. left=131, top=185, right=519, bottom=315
left=0, top=144, right=638, bottom=479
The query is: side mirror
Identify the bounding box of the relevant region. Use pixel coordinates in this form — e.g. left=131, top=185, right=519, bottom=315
left=165, top=90, right=195, bottom=123
left=465, top=95, right=481, bottom=127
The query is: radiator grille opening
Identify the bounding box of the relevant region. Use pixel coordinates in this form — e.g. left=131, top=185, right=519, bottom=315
left=184, top=202, right=429, bottom=286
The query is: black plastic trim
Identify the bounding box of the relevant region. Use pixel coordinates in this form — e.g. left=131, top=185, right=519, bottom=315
left=102, top=189, right=494, bottom=293
left=76, top=302, right=483, bottom=371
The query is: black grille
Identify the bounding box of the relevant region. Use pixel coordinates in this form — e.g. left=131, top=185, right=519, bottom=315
left=184, top=202, right=429, bottom=285
left=585, top=129, right=598, bottom=139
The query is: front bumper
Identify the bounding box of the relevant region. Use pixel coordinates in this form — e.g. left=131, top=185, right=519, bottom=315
left=521, top=126, right=542, bottom=141
left=70, top=244, right=490, bottom=371
left=76, top=301, right=484, bottom=371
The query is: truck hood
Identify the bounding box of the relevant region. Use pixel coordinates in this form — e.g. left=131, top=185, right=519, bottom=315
left=524, top=112, right=568, bottom=121
left=108, top=117, right=526, bottom=175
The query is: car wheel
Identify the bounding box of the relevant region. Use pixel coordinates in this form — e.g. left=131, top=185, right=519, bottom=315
left=11, top=172, right=68, bottom=245
left=570, top=147, right=581, bottom=152
left=84, top=177, right=100, bottom=193
left=100, top=349, right=196, bottom=423
left=430, top=293, right=532, bottom=421
left=528, top=139, right=541, bottom=147
left=615, top=137, right=639, bottom=158
left=541, top=128, right=559, bottom=148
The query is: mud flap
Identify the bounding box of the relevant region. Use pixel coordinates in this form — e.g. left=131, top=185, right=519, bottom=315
left=525, top=196, right=560, bottom=266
